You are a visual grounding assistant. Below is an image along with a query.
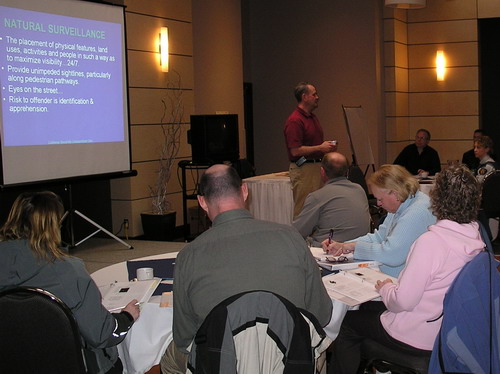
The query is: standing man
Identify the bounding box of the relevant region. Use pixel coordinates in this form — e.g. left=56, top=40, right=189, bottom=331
left=284, top=82, right=337, bottom=219
left=161, top=164, right=333, bottom=373
left=394, top=128, right=441, bottom=176
left=293, top=152, right=371, bottom=247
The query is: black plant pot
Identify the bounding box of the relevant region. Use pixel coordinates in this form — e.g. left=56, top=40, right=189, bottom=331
left=140, top=211, right=177, bottom=241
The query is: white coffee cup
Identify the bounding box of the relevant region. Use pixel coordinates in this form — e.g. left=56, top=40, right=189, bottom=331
left=136, top=267, right=154, bottom=281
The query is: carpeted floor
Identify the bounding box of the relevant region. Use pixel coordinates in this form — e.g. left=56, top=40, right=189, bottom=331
left=72, top=234, right=500, bottom=276
left=70, top=237, right=186, bottom=274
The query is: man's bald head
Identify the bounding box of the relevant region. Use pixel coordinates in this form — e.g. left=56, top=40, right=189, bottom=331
left=321, top=152, right=349, bottom=179
left=197, top=164, right=247, bottom=220
left=198, top=164, right=242, bottom=202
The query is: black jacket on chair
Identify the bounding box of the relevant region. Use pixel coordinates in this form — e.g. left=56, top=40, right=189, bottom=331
left=187, top=290, right=332, bottom=374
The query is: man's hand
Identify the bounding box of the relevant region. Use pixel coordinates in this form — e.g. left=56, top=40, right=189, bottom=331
left=318, top=141, right=337, bottom=154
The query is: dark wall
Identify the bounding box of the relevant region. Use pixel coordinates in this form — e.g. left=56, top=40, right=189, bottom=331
left=479, top=18, right=500, bottom=153
left=0, top=180, right=112, bottom=247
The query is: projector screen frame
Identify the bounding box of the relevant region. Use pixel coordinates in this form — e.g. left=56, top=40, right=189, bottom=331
left=0, top=0, right=134, bottom=188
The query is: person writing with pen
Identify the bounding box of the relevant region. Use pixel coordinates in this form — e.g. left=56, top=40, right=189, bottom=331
left=0, top=191, right=140, bottom=374
left=322, top=164, right=436, bottom=278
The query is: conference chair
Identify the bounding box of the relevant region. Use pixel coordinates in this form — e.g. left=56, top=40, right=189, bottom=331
left=187, top=290, right=332, bottom=374
left=346, top=164, right=385, bottom=231
left=428, top=233, right=500, bottom=373
left=0, top=287, right=87, bottom=373
left=346, top=164, right=369, bottom=196
left=358, top=339, right=431, bottom=374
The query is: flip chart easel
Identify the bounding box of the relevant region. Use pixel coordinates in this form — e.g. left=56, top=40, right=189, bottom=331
left=342, top=105, right=375, bottom=176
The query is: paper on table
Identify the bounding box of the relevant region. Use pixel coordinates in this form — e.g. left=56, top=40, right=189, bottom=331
left=317, top=258, right=380, bottom=272
left=310, top=246, right=380, bottom=271
left=102, top=278, right=161, bottom=312
left=310, top=246, right=331, bottom=260
left=323, top=268, right=397, bottom=306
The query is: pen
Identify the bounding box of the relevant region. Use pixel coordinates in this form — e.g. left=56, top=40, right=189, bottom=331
left=108, top=302, right=140, bottom=313
left=328, top=229, right=334, bottom=244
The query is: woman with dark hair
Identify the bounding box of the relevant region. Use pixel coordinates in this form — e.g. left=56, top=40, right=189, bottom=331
left=329, top=165, right=485, bottom=373
left=0, top=191, right=140, bottom=374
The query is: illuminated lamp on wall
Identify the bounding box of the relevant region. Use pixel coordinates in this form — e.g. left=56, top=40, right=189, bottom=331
left=160, top=27, right=169, bottom=72
left=436, top=50, right=446, bottom=81
left=384, top=0, right=426, bottom=9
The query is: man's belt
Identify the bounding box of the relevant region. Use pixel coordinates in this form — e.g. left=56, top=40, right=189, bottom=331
left=292, top=157, right=322, bottom=167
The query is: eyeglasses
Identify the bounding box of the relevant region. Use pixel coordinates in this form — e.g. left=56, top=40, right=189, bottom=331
left=324, top=256, right=349, bottom=263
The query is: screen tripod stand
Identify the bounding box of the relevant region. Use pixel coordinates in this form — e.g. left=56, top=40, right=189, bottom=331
left=61, top=184, right=133, bottom=250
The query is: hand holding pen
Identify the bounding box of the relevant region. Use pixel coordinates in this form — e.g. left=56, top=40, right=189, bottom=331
left=322, top=239, right=343, bottom=256
left=322, top=238, right=356, bottom=256
left=122, top=299, right=140, bottom=321
left=323, top=229, right=337, bottom=253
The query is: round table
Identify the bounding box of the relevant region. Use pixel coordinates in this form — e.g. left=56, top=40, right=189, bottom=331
left=91, top=252, right=178, bottom=374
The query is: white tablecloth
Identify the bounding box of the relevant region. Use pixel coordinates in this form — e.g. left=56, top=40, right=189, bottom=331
left=91, top=251, right=364, bottom=372
left=244, top=172, right=293, bottom=225
left=91, top=253, right=178, bottom=374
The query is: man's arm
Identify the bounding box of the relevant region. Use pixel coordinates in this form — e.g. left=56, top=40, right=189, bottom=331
left=289, top=142, right=336, bottom=159
left=292, top=193, right=320, bottom=238
left=172, top=252, right=198, bottom=353
left=429, top=149, right=441, bottom=175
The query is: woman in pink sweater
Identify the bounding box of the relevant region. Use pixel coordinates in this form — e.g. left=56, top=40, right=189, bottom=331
left=329, top=165, right=485, bottom=373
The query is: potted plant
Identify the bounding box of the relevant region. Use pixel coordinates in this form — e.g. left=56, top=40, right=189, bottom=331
left=141, top=71, right=184, bottom=241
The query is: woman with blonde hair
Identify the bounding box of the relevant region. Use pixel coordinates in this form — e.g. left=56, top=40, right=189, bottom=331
left=0, top=191, right=139, bottom=374
left=323, top=164, right=436, bottom=277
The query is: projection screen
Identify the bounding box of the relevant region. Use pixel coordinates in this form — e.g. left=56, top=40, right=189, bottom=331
left=0, top=0, right=131, bottom=186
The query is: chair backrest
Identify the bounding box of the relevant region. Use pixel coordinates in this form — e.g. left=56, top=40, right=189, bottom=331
left=346, top=164, right=369, bottom=196
left=482, top=170, right=500, bottom=214
left=0, top=287, right=87, bottom=374
left=187, top=290, right=332, bottom=374
left=428, top=250, right=500, bottom=374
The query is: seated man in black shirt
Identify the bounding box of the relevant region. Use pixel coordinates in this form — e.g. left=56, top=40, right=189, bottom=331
left=394, top=128, right=441, bottom=176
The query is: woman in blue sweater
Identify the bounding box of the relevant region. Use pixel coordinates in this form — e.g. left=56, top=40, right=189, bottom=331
left=323, top=164, right=436, bottom=277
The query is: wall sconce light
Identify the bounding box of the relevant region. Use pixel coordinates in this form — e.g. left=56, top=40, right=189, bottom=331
left=436, top=50, right=446, bottom=81
left=160, top=27, right=169, bottom=72
left=384, top=0, right=426, bottom=8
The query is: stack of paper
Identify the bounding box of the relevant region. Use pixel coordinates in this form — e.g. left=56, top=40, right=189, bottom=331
left=322, top=267, right=397, bottom=306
